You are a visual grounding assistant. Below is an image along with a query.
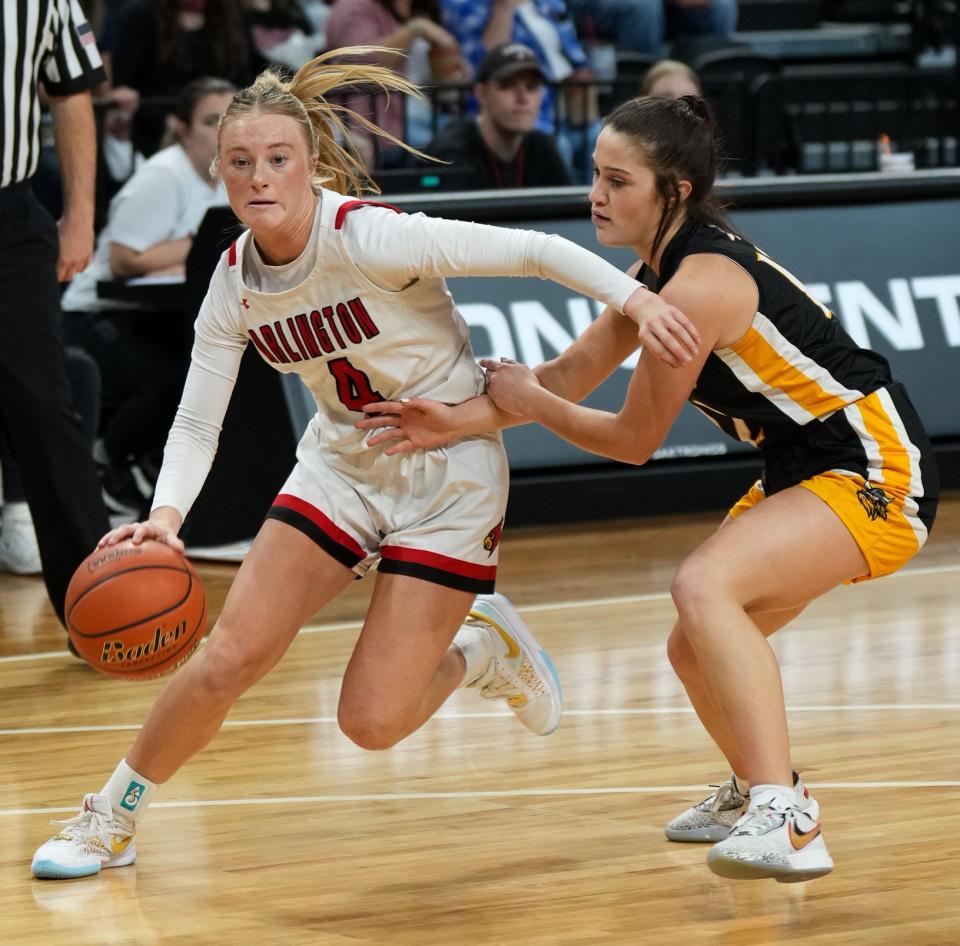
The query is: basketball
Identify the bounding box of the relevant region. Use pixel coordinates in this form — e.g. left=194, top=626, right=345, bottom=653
left=65, top=541, right=207, bottom=680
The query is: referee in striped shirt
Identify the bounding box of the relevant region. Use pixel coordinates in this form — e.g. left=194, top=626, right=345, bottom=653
left=1, top=0, right=110, bottom=629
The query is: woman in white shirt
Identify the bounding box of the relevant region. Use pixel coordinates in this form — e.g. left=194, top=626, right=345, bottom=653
left=33, top=49, right=696, bottom=880
left=62, top=77, right=235, bottom=513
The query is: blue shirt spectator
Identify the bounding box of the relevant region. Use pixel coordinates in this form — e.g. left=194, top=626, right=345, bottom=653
left=441, top=0, right=589, bottom=133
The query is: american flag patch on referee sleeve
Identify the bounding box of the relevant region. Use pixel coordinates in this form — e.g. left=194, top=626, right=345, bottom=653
left=75, top=21, right=96, bottom=46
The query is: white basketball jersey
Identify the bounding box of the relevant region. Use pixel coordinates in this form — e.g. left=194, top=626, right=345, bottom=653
left=156, top=187, right=642, bottom=518
left=209, top=190, right=485, bottom=456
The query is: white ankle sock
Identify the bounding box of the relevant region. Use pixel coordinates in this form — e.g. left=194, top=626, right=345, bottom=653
left=451, top=622, right=496, bottom=687
left=732, top=774, right=750, bottom=796
left=747, top=783, right=796, bottom=808
left=101, top=759, right=156, bottom=822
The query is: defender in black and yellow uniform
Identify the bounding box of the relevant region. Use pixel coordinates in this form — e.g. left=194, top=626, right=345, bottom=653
left=647, top=219, right=938, bottom=583
left=359, top=93, right=943, bottom=887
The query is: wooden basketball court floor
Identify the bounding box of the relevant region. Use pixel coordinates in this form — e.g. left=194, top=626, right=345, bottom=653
left=2, top=493, right=959, bottom=946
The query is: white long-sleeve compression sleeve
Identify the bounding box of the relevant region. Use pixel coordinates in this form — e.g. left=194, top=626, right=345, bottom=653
left=345, top=209, right=642, bottom=309
left=149, top=277, right=247, bottom=521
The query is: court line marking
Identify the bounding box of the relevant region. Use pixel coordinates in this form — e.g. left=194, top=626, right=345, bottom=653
left=3, top=703, right=960, bottom=736
left=0, top=650, right=71, bottom=664
left=2, top=559, right=956, bottom=665
left=4, top=781, right=959, bottom=818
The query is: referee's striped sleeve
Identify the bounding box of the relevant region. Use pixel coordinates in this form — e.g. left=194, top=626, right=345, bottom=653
left=42, top=0, right=105, bottom=95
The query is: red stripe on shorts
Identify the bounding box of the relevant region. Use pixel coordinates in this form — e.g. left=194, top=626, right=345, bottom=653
left=380, top=545, right=497, bottom=581
left=272, top=494, right=365, bottom=559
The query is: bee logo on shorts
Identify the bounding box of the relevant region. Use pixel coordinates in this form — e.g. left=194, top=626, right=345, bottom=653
left=857, top=483, right=893, bottom=521
left=483, top=519, right=504, bottom=557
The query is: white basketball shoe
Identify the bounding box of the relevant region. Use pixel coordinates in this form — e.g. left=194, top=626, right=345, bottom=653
left=665, top=771, right=815, bottom=845
left=706, top=783, right=832, bottom=883
left=461, top=592, right=563, bottom=736
left=32, top=794, right=136, bottom=879
left=0, top=503, right=41, bottom=575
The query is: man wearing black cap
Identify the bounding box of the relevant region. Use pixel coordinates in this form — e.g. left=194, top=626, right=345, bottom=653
left=425, top=43, right=573, bottom=190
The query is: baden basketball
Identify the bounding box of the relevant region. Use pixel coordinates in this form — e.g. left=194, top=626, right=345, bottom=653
left=65, top=541, right=207, bottom=679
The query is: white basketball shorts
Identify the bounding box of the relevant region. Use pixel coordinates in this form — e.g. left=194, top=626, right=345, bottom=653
left=264, top=417, right=509, bottom=594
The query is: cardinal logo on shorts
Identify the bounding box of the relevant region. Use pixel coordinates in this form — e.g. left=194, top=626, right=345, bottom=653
left=483, top=519, right=504, bottom=557
left=857, top=483, right=893, bottom=521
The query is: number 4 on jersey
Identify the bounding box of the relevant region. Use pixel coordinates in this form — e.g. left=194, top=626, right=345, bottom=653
left=327, top=357, right=384, bottom=411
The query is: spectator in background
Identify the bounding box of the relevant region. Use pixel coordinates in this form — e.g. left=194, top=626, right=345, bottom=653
left=299, top=0, right=333, bottom=33
left=112, top=0, right=252, bottom=153
left=244, top=0, right=327, bottom=72
left=61, top=78, right=234, bottom=516
left=91, top=2, right=144, bottom=196
left=31, top=1, right=142, bottom=219
left=31, top=3, right=146, bottom=231
left=440, top=0, right=599, bottom=183
left=326, top=0, right=468, bottom=168
left=642, top=58, right=702, bottom=97
left=568, top=0, right=737, bottom=59
left=426, top=43, right=572, bottom=189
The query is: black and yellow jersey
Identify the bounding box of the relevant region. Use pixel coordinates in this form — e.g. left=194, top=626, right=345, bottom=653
left=642, top=219, right=938, bottom=528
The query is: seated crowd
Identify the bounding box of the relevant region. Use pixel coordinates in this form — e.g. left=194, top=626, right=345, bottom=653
left=86, top=0, right=733, bottom=195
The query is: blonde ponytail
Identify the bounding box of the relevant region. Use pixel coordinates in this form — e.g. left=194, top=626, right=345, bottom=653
left=214, top=47, right=434, bottom=196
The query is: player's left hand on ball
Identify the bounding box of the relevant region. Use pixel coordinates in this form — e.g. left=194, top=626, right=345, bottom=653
left=97, top=520, right=185, bottom=554
left=357, top=398, right=461, bottom=454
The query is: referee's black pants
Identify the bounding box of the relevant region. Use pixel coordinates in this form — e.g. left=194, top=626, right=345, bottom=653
left=0, top=181, right=109, bottom=627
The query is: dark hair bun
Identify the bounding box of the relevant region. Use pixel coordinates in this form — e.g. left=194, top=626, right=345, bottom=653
left=677, top=94, right=712, bottom=124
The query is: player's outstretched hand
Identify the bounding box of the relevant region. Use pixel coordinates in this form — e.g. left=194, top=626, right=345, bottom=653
left=623, top=286, right=700, bottom=368
left=358, top=398, right=462, bottom=455
left=97, top=520, right=185, bottom=554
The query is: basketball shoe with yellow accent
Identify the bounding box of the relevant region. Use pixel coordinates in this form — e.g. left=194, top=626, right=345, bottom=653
left=32, top=794, right=136, bottom=879
left=706, top=786, right=833, bottom=883
left=464, top=593, right=563, bottom=736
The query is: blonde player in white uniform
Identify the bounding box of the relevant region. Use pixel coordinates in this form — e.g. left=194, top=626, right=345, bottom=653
left=32, top=49, right=698, bottom=880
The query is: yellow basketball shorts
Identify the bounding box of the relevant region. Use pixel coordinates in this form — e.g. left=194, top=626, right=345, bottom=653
left=729, top=470, right=931, bottom=584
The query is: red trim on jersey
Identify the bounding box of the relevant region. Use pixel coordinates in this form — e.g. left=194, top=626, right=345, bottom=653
left=272, top=494, right=365, bottom=558
left=380, top=545, right=497, bottom=581
left=334, top=200, right=402, bottom=230
left=228, top=240, right=238, bottom=268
